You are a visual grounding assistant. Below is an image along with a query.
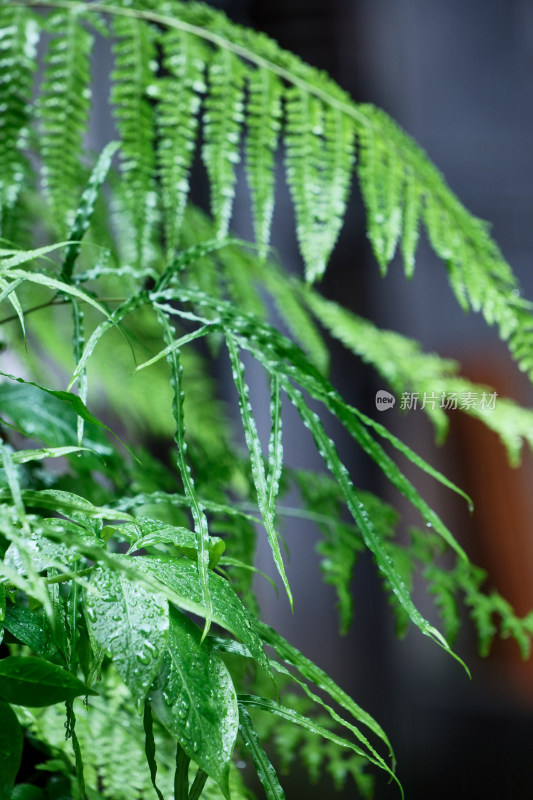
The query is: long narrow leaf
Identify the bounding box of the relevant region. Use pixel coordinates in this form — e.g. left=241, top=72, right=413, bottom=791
left=226, top=335, right=292, bottom=609
left=155, top=309, right=213, bottom=635
left=238, top=704, right=286, bottom=800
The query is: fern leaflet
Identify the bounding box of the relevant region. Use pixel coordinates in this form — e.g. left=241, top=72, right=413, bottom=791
left=38, top=8, right=93, bottom=235
left=202, top=48, right=245, bottom=238
left=0, top=5, right=38, bottom=234
left=158, top=28, right=208, bottom=256
left=112, top=12, right=157, bottom=263
left=245, top=68, right=283, bottom=258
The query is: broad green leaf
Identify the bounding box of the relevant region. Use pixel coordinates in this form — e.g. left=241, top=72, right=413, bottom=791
left=104, top=517, right=225, bottom=567
left=0, top=656, right=95, bottom=707
left=84, top=565, right=169, bottom=703
left=3, top=605, right=51, bottom=655
left=0, top=380, right=113, bottom=459
left=151, top=607, right=238, bottom=799
left=0, top=373, right=134, bottom=460
left=0, top=699, right=23, bottom=798
left=4, top=519, right=103, bottom=577
left=11, top=785, right=46, bottom=800
left=238, top=704, right=286, bottom=800
left=139, top=556, right=271, bottom=678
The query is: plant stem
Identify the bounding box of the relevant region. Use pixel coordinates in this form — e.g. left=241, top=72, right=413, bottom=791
left=45, top=567, right=93, bottom=584
left=188, top=769, right=208, bottom=800
left=174, top=742, right=190, bottom=800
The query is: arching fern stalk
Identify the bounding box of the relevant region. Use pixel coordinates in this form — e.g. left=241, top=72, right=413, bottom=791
left=1, top=1, right=533, bottom=799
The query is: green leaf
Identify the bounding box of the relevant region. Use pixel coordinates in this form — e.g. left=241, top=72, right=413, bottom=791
left=154, top=308, right=213, bottom=635
left=3, top=606, right=50, bottom=655
left=11, top=785, right=46, bottom=800
left=284, top=91, right=355, bottom=281
left=238, top=694, right=402, bottom=796
left=0, top=656, right=95, bottom=707
left=238, top=704, right=286, bottom=800
left=256, top=622, right=393, bottom=759
left=112, top=13, right=157, bottom=263
left=157, top=29, right=207, bottom=254
left=245, top=68, right=283, bottom=258
left=143, top=702, right=165, bottom=800
left=151, top=607, right=238, bottom=798
left=61, top=140, right=120, bottom=282
left=0, top=372, right=136, bottom=461
left=0, top=5, right=37, bottom=233
left=202, top=48, right=245, bottom=237
left=0, top=489, right=134, bottom=521
left=84, top=565, right=169, bottom=704
left=105, top=517, right=225, bottom=568
left=38, top=8, right=93, bottom=234
left=226, top=336, right=292, bottom=609
left=0, top=445, right=91, bottom=466
left=0, top=241, right=72, bottom=272
left=2, top=268, right=110, bottom=318
left=0, top=699, right=23, bottom=798
left=138, top=556, right=272, bottom=679
left=0, top=276, right=25, bottom=340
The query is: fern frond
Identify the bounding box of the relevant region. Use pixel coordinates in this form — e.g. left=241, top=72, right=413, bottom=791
left=38, top=8, right=93, bottom=235
left=285, top=89, right=356, bottom=282
left=356, top=117, right=403, bottom=274
left=285, top=90, right=345, bottom=283
left=0, top=5, right=38, bottom=235
left=305, top=288, right=533, bottom=463
left=245, top=68, right=283, bottom=258
left=202, top=48, right=245, bottom=238
left=158, top=28, right=208, bottom=256
left=112, top=12, right=157, bottom=263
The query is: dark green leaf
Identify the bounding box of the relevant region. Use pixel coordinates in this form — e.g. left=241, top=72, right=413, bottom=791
left=0, top=656, right=95, bottom=707
left=11, top=784, right=47, bottom=800
left=3, top=605, right=50, bottom=655
left=0, top=699, right=23, bottom=798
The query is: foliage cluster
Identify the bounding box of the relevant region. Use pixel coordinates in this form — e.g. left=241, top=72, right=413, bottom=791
left=1, top=2, right=533, bottom=798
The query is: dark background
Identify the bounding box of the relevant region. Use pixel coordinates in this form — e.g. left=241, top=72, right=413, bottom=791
left=206, top=1, right=533, bottom=798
